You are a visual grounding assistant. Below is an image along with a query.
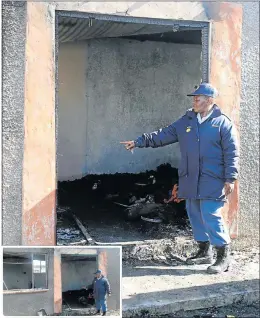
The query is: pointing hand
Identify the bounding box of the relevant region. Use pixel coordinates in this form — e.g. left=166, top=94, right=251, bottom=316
left=120, top=141, right=135, bottom=151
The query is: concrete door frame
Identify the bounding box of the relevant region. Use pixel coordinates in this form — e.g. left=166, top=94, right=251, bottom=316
left=54, top=249, right=107, bottom=314
left=3, top=2, right=241, bottom=246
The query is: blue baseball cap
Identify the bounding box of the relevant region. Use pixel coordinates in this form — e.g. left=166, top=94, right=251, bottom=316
left=187, top=83, right=218, bottom=98
left=94, top=269, right=102, bottom=274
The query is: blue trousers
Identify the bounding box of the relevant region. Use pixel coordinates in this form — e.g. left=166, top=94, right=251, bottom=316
left=186, top=199, right=230, bottom=246
left=95, top=299, right=107, bottom=312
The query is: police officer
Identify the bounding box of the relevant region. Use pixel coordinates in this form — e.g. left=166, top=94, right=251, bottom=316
left=121, top=83, right=239, bottom=274
left=93, top=269, right=111, bottom=316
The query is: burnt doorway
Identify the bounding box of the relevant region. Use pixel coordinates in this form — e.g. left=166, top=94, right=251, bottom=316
left=56, top=12, right=210, bottom=245
left=61, top=252, right=97, bottom=312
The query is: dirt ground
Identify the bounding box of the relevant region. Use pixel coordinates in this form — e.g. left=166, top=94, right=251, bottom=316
left=122, top=237, right=259, bottom=265
left=53, top=302, right=260, bottom=317
left=122, top=239, right=259, bottom=318
left=56, top=181, right=259, bottom=318
left=130, top=301, right=260, bottom=317
left=54, top=305, right=120, bottom=316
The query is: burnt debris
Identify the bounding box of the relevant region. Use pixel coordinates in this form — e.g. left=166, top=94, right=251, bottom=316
left=58, top=164, right=187, bottom=225
left=63, top=287, right=95, bottom=307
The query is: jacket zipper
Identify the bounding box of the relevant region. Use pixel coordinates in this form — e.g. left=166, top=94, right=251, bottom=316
left=196, top=120, right=200, bottom=198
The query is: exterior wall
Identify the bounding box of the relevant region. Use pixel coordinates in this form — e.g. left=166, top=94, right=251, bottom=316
left=208, top=2, right=242, bottom=238
left=97, top=249, right=121, bottom=310
left=54, top=250, right=62, bottom=314
left=98, top=250, right=108, bottom=276
left=3, top=249, right=54, bottom=316
left=106, top=248, right=121, bottom=311
left=58, top=40, right=201, bottom=180
left=239, top=2, right=259, bottom=244
left=2, top=1, right=26, bottom=245
left=55, top=2, right=208, bottom=21
left=21, top=1, right=56, bottom=246
left=61, top=259, right=97, bottom=291
left=3, top=1, right=259, bottom=245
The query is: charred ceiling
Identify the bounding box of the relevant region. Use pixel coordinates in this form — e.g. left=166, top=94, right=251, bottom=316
left=58, top=16, right=202, bottom=45
left=61, top=255, right=96, bottom=262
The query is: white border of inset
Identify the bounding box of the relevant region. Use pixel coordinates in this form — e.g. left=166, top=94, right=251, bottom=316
left=1, top=246, right=122, bottom=318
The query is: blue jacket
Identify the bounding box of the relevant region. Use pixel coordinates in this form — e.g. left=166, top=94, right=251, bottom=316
left=134, top=105, right=239, bottom=201
left=93, top=276, right=111, bottom=300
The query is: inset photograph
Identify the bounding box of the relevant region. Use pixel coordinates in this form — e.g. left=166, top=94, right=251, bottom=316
left=2, top=247, right=121, bottom=317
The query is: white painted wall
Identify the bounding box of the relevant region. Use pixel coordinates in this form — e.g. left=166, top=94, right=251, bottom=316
left=58, top=39, right=202, bottom=180
left=61, top=260, right=97, bottom=291
left=58, top=42, right=88, bottom=181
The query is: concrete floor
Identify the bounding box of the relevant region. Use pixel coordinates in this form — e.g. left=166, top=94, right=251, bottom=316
left=122, top=248, right=259, bottom=317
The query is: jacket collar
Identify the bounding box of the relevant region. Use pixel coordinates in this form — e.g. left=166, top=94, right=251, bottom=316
left=186, top=104, right=222, bottom=119
left=95, top=275, right=104, bottom=280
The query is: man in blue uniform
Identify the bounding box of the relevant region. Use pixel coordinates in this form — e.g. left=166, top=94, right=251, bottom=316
left=93, top=269, right=111, bottom=316
left=121, top=83, right=239, bottom=274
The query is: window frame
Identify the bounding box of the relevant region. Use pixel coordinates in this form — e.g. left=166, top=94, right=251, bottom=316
left=3, top=253, right=48, bottom=293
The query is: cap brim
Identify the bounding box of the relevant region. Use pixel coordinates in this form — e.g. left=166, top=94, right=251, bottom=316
left=187, top=93, right=214, bottom=97
left=187, top=92, right=201, bottom=96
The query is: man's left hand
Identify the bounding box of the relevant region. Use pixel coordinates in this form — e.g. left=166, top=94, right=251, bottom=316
left=224, top=182, right=235, bottom=196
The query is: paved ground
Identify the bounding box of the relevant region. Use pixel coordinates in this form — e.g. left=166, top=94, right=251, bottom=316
left=122, top=244, right=259, bottom=317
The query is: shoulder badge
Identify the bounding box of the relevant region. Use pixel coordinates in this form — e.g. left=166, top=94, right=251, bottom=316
left=184, top=108, right=195, bottom=118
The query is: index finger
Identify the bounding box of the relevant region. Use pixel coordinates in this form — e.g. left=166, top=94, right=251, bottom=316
left=120, top=141, right=131, bottom=144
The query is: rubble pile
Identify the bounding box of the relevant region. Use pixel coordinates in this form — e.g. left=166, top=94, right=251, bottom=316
left=57, top=228, right=83, bottom=244
left=57, top=225, right=81, bottom=241
left=56, top=213, right=86, bottom=245
left=58, top=164, right=188, bottom=225
left=122, top=235, right=198, bottom=266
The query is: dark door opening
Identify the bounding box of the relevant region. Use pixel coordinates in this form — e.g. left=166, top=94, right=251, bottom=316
left=56, top=13, right=210, bottom=245
left=61, top=253, right=97, bottom=312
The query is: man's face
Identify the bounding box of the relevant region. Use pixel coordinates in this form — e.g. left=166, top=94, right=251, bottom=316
left=193, top=95, right=211, bottom=113
left=96, top=273, right=101, bottom=279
